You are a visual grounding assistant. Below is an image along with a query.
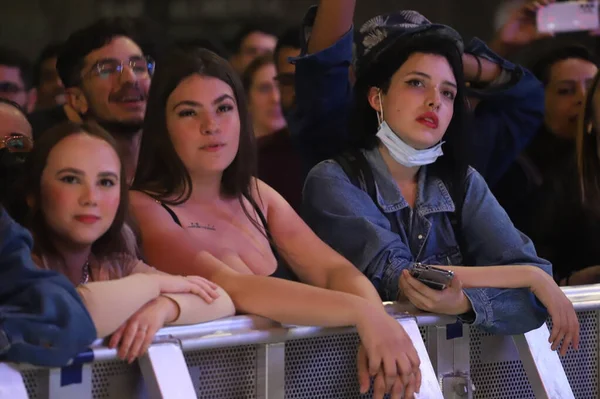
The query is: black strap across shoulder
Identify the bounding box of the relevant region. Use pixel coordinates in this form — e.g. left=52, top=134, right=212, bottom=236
left=159, top=201, right=182, bottom=227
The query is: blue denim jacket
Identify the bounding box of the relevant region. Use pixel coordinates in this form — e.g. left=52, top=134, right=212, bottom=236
left=0, top=208, right=96, bottom=366
left=289, top=6, right=544, bottom=187
left=303, top=148, right=550, bottom=335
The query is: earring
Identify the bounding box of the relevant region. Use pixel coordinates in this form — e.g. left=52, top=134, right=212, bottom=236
left=377, top=89, right=384, bottom=127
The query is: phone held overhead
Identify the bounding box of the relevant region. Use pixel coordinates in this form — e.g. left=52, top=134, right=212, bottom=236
left=537, top=1, right=600, bottom=34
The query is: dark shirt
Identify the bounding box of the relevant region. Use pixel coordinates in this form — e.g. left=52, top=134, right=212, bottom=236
left=29, top=105, right=68, bottom=140
left=257, top=129, right=304, bottom=213
left=495, top=129, right=600, bottom=282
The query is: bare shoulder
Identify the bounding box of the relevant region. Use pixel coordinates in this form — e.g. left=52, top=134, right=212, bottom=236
left=251, top=178, right=289, bottom=217
left=128, top=191, right=176, bottom=230
left=129, top=190, right=159, bottom=210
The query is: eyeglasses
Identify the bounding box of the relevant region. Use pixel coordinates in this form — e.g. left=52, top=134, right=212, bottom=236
left=1, top=133, right=33, bottom=152
left=0, top=82, right=26, bottom=95
left=87, top=56, right=155, bottom=80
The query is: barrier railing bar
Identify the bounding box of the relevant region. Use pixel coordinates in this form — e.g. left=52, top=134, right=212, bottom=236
left=0, top=363, right=28, bottom=399
left=399, top=319, right=444, bottom=398
left=512, top=324, right=574, bottom=399
left=138, top=341, right=196, bottom=399
left=256, top=342, right=285, bottom=399
left=597, top=310, right=600, bottom=399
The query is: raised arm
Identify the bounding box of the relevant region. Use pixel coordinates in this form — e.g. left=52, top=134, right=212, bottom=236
left=290, top=1, right=356, bottom=168
left=463, top=39, right=545, bottom=187
left=308, top=0, right=355, bottom=54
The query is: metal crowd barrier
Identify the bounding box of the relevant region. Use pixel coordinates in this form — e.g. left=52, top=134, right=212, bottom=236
left=2, top=285, right=599, bottom=399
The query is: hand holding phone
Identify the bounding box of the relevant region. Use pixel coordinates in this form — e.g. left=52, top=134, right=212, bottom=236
left=409, top=263, right=454, bottom=291
left=537, top=1, right=600, bottom=34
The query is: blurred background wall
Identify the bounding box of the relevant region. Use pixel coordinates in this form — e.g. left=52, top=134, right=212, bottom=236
left=0, top=0, right=596, bottom=65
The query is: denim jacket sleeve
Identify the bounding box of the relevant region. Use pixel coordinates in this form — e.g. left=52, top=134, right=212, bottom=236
left=0, top=208, right=96, bottom=366
left=303, top=160, right=415, bottom=301
left=460, top=168, right=550, bottom=334
left=465, top=38, right=545, bottom=187
left=289, top=5, right=354, bottom=170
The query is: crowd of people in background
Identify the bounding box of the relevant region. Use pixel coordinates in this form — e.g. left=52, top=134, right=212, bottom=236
left=1, top=0, right=599, bottom=397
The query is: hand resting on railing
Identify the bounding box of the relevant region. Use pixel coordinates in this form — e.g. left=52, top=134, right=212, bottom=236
left=399, top=265, right=579, bottom=356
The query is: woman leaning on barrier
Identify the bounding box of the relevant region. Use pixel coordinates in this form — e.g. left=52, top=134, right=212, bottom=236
left=17, top=121, right=235, bottom=364
left=302, top=10, right=579, bottom=356
left=577, top=70, right=600, bottom=285
left=129, top=47, right=421, bottom=398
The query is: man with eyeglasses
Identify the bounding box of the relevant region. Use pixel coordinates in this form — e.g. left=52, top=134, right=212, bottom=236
left=0, top=47, right=37, bottom=114
left=47, top=17, right=154, bottom=183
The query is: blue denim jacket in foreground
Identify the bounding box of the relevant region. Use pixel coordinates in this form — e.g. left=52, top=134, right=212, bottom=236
left=289, top=6, right=544, bottom=187
left=303, top=148, right=550, bottom=335
left=0, top=208, right=96, bottom=366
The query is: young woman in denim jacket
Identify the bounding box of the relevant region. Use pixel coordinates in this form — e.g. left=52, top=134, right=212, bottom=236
left=303, top=11, right=578, bottom=356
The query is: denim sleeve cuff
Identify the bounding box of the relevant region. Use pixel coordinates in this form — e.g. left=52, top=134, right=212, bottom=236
left=460, top=288, right=492, bottom=327
left=465, top=37, right=515, bottom=71
left=381, top=259, right=413, bottom=301
left=289, top=5, right=354, bottom=68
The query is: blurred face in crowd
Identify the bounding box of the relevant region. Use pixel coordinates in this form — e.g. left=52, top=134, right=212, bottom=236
left=369, top=52, right=456, bottom=150
left=248, top=62, right=286, bottom=138
left=0, top=102, right=32, bottom=144
left=545, top=58, right=598, bottom=139
left=68, top=36, right=153, bottom=133
left=275, top=46, right=300, bottom=112
left=232, top=31, right=277, bottom=74
left=37, top=56, right=66, bottom=109
left=0, top=102, right=33, bottom=171
left=166, top=74, right=241, bottom=176
left=0, top=65, right=36, bottom=113
left=39, top=133, right=120, bottom=247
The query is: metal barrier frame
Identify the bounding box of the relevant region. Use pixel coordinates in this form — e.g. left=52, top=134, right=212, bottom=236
left=5, top=285, right=600, bottom=399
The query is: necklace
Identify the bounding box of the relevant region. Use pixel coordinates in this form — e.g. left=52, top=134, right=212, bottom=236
left=80, top=260, right=91, bottom=285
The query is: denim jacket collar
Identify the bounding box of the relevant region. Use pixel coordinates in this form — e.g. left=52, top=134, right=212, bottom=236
left=363, top=147, right=456, bottom=216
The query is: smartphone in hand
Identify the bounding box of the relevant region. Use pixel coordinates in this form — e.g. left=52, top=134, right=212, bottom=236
left=537, top=1, right=600, bottom=34
left=409, top=263, right=454, bottom=291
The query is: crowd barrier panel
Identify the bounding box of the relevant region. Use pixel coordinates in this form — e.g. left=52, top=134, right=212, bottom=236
left=3, top=284, right=600, bottom=399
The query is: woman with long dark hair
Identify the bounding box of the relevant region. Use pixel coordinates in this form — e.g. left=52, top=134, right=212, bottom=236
left=302, top=12, right=578, bottom=355
left=130, top=47, right=421, bottom=397
left=21, top=121, right=234, bottom=363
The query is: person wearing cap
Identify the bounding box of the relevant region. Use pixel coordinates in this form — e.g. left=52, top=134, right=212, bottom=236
left=289, top=1, right=544, bottom=189
left=302, top=4, right=578, bottom=359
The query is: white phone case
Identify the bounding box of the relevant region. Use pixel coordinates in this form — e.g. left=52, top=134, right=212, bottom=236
left=537, top=1, right=600, bottom=33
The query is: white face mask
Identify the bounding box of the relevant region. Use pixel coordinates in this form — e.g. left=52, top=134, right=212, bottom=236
left=375, top=90, right=444, bottom=168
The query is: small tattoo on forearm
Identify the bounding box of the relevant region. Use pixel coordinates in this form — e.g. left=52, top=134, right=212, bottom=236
left=188, top=222, right=216, bottom=231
